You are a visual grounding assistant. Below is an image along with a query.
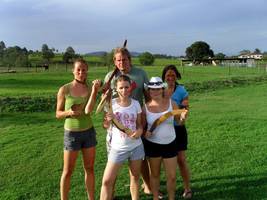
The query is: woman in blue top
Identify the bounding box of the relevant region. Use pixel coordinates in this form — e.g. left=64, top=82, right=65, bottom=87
left=162, top=65, right=192, bottom=199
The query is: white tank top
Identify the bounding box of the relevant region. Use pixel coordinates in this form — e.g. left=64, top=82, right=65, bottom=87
left=145, top=100, right=176, bottom=144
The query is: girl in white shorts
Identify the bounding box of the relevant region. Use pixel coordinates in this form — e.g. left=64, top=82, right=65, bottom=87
left=100, top=75, right=144, bottom=200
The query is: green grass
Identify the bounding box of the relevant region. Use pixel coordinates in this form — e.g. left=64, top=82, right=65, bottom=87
left=1, top=82, right=267, bottom=199
left=0, top=65, right=266, bottom=97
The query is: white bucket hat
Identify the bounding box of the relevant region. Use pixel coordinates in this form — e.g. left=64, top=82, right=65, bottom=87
left=144, top=77, right=167, bottom=89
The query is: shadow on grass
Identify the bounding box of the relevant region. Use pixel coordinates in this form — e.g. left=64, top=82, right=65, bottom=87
left=111, top=193, right=153, bottom=200
left=112, top=173, right=267, bottom=200
left=189, top=173, right=267, bottom=199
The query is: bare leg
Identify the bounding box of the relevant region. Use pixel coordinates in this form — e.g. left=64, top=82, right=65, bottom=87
left=100, top=162, right=122, bottom=200
left=141, top=159, right=151, bottom=194
left=177, top=151, right=191, bottom=193
left=82, top=147, right=96, bottom=200
left=60, top=150, right=79, bottom=200
left=148, top=157, right=162, bottom=200
left=163, top=157, right=177, bottom=200
left=128, top=159, right=142, bottom=200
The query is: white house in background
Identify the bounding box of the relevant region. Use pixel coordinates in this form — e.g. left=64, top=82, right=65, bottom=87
left=238, top=53, right=263, bottom=60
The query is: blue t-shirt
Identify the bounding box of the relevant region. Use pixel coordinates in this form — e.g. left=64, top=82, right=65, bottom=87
left=171, top=85, right=188, bottom=126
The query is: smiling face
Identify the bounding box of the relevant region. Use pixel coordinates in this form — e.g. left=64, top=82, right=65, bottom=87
left=114, top=53, right=131, bottom=74
left=149, top=87, right=164, bottom=99
left=73, top=61, right=88, bottom=83
left=164, top=69, right=177, bottom=87
left=116, top=79, right=131, bottom=98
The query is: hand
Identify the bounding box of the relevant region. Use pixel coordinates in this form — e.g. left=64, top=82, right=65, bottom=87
left=130, top=129, right=142, bottom=139
left=180, top=109, right=188, bottom=122
left=68, top=109, right=82, bottom=118
left=92, top=79, right=102, bottom=91
left=144, top=130, right=152, bottom=138
left=104, top=112, right=113, bottom=122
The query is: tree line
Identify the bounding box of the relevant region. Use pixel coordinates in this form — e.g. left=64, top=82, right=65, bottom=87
left=0, top=41, right=156, bottom=68
left=0, top=40, right=266, bottom=68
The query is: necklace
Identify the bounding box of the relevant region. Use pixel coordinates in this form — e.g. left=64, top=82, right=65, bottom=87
left=75, top=79, right=86, bottom=85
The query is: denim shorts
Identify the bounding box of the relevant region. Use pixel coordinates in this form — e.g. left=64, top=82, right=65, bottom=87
left=64, top=127, right=97, bottom=151
left=108, top=144, right=145, bottom=164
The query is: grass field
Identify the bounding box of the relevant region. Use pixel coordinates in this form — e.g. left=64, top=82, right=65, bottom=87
left=1, top=66, right=267, bottom=199
left=0, top=65, right=266, bottom=97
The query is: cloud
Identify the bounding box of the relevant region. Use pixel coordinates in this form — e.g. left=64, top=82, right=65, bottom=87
left=1, top=0, right=267, bottom=55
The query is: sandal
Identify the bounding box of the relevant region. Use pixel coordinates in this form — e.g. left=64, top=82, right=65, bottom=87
left=182, top=190, right=193, bottom=199
left=158, top=192, right=164, bottom=199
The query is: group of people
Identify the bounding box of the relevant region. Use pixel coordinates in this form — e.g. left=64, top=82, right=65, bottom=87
left=56, top=47, right=192, bottom=200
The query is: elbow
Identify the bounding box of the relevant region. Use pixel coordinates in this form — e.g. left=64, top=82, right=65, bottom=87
left=56, top=111, right=62, bottom=119
left=84, top=109, right=91, bottom=115
left=56, top=112, right=61, bottom=119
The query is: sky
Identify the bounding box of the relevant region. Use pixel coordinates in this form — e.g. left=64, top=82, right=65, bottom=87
left=0, top=0, right=266, bottom=56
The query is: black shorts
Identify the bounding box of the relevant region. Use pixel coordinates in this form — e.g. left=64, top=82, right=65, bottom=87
left=142, top=138, right=177, bottom=158
left=174, top=125, right=188, bottom=151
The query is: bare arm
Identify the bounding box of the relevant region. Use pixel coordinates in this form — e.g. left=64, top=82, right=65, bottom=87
left=141, top=106, right=147, bottom=130
left=141, top=105, right=152, bottom=138
left=130, top=113, right=143, bottom=139
left=56, top=86, right=72, bottom=119
left=85, top=79, right=101, bottom=114
left=103, top=111, right=113, bottom=129
left=181, top=96, right=189, bottom=110
left=172, top=100, right=188, bottom=125
left=172, top=101, right=181, bottom=124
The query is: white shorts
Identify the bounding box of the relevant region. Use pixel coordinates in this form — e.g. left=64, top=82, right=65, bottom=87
left=108, top=144, right=145, bottom=164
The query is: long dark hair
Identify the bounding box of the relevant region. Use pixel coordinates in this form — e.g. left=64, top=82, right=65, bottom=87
left=161, top=64, right=181, bottom=82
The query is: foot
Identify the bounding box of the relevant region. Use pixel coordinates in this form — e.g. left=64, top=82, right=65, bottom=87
left=158, top=192, right=164, bottom=199
left=182, top=190, right=193, bottom=199
left=141, top=183, right=152, bottom=194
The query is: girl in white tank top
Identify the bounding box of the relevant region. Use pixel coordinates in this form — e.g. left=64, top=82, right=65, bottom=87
left=144, top=99, right=176, bottom=144
left=142, top=77, right=187, bottom=200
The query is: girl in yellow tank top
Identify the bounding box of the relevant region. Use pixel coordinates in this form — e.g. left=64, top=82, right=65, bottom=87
left=56, top=58, right=101, bottom=200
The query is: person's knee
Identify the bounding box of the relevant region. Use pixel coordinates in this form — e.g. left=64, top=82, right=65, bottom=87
left=150, top=172, right=160, bottom=179
left=84, top=164, right=94, bottom=174
left=177, top=155, right=186, bottom=166
left=130, top=172, right=140, bottom=181
left=169, top=175, right=176, bottom=184
left=62, top=167, right=74, bottom=178
left=102, top=177, right=115, bottom=188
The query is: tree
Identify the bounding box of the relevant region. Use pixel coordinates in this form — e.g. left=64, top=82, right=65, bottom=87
left=254, top=48, right=261, bottom=54
left=101, top=50, right=114, bottom=67
left=41, top=44, right=54, bottom=63
left=0, top=41, right=6, bottom=51
left=214, top=53, right=226, bottom=59
left=139, top=52, right=155, bottom=65
left=239, top=49, right=251, bottom=55
left=0, top=41, right=6, bottom=59
left=63, top=46, right=76, bottom=63
left=2, top=46, right=29, bottom=67
left=185, top=41, right=214, bottom=62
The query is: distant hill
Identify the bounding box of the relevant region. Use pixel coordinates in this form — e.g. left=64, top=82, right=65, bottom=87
left=130, top=51, right=141, bottom=57
left=85, top=51, right=141, bottom=57
left=85, top=51, right=107, bottom=56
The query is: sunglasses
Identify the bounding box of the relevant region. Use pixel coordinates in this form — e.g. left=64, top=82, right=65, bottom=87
left=148, top=81, right=163, bottom=86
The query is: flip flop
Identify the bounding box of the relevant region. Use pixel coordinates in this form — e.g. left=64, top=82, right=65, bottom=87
left=182, top=190, right=193, bottom=199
